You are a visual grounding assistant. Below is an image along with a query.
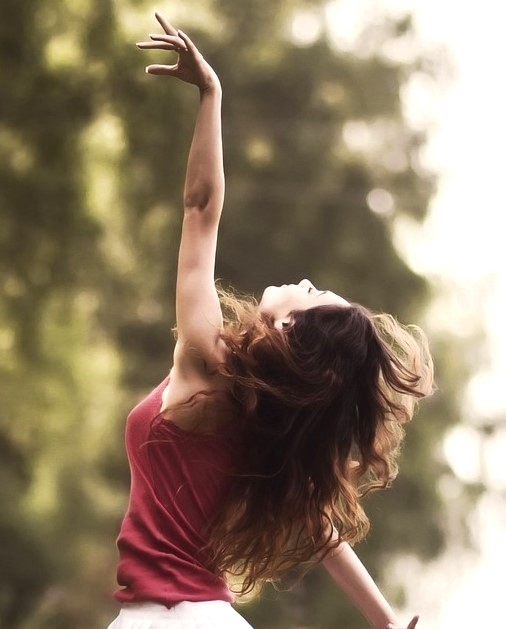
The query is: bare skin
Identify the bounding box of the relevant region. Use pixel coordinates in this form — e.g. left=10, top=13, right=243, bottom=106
left=138, top=13, right=226, bottom=413
left=259, top=278, right=350, bottom=328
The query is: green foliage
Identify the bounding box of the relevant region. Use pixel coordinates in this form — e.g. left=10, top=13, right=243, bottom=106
left=0, top=0, right=474, bottom=627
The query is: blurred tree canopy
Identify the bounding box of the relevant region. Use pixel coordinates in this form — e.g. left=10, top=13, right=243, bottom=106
left=0, top=0, right=478, bottom=627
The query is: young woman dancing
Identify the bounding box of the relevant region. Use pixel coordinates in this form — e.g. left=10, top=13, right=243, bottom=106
left=107, top=12, right=434, bottom=629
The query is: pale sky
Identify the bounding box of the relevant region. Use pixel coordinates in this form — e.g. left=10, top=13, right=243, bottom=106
left=325, top=0, right=506, bottom=627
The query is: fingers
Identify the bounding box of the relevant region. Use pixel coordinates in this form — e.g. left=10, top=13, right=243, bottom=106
left=154, top=11, right=178, bottom=36
left=136, top=33, right=187, bottom=52
left=136, top=41, right=180, bottom=51
left=137, top=13, right=201, bottom=73
left=176, top=29, right=198, bottom=55
left=386, top=614, right=419, bottom=629
left=150, top=33, right=187, bottom=50
left=145, top=64, right=178, bottom=76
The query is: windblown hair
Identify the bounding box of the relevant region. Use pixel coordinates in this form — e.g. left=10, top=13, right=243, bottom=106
left=181, top=288, right=433, bottom=595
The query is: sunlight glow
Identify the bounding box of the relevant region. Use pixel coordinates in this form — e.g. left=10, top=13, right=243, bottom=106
left=442, top=425, right=482, bottom=483
left=290, top=10, right=323, bottom=46
left=367, top=188, right=395, bottom=216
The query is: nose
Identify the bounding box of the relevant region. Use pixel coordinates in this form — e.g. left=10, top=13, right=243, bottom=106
left=298, top=279, right=314, bottom=290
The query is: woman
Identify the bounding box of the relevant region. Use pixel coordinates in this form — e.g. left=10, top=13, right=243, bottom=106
left=107, top=12, right=433, bottom=629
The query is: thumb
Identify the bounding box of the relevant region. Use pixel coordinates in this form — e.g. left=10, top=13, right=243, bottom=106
left=145, top=64, right=178, bottom=75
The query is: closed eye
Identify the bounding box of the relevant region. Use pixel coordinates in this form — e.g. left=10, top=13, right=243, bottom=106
left=307, top=287, right=314, bottom=294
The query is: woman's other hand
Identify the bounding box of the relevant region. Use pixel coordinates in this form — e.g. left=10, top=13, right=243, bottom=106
left=386, top=615, right=420, bottom=629
left=136, top=12, right=220, bottom=92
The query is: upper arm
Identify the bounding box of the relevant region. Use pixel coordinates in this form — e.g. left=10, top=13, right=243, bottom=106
left=173, top=207, right=225, bottom=376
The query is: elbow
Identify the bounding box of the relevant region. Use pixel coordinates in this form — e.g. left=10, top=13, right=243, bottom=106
left=183, top=189, right=211, bottom=212
left=183, top=201, right=222, bottom=220
left=183, top=191, right=224, bottom=217
left=184, top=176, right=225, bottom=213
left=321, top=540, right=348, bottom=565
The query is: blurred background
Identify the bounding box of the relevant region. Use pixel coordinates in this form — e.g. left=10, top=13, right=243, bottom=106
left=1, top=0, right=504, bottom=627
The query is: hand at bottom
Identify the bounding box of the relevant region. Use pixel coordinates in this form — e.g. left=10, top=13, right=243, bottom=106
left=386, top=615, right=419, bottom=629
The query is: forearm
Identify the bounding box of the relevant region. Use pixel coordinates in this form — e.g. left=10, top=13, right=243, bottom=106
left=183, top=85, right=224, bottom=213
left=322, top=542, right=399, bottom=629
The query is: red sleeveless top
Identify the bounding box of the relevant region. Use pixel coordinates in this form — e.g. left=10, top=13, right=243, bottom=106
left=114, top=375, right=239, bottom=606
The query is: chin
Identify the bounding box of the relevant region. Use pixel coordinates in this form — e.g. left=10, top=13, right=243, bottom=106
left=259, top=285, right=280, bottom=312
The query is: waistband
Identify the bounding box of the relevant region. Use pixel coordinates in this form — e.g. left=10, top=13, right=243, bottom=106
left=120, top=601, right=231, bottom=614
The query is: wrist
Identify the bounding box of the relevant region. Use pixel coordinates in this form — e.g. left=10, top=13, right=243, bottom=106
left=199, top=72, right=221, bottom=95
left=200, top=82, right=221, bottom=97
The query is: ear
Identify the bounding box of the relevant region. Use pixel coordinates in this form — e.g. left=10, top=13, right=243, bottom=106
left=275, top=317, right=291, bottom=331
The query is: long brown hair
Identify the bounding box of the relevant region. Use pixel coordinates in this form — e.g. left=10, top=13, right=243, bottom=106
left=178, top=288, right=433, bottom=595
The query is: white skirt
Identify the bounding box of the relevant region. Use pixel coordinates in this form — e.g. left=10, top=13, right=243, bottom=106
left=106, top=601, right=253, bottom=629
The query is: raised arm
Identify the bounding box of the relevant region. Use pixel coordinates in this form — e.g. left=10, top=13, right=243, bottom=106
left=322, top=538, right=419, bottom=629
left=137, top=14, right=225, bottom=377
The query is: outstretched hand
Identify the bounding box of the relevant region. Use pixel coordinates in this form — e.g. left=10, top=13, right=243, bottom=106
left=136, top=12, right=220, bottom=91
left=386, top=615, right=420, bottom=629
